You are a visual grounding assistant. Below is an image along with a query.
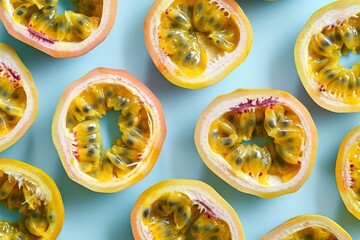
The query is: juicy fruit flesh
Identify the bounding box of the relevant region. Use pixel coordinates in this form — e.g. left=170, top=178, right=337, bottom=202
left=159, top=0, right=240, bottom=77
left=2, top=0, right=103, bottom=42
left=142, top=192, right=231, bottom=240
left=0, top=63, right=27, bottom=138
left=0, top=171, right=56, bottom=239
left=209, top=100, right=304, bottom=185
left=308, top=13, right=360, bottom=104
left=66, top=83, right=151, bottom=182
left=283, top=226, right=337, bottom=240
left=343, top=139, right=360, bottom=199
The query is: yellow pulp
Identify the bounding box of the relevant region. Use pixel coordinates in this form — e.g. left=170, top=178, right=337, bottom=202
left=0, top=171, right=56, bottom=239
left=142, top=192, right=231, bottom=240
left=159, top=0, right=240, bottom=77
left=308, top=13, right=360, bottom=104
left=283, top=226, right=337, bottom=240
left=345, top=139, right=360, bottom=199
left=66, top=83, right=151, bottom=182
left=3, top=0, right=102, bottom=41
left=209, top=104, right=304, bottom=184
left=0, top=64, right=26, bottom=138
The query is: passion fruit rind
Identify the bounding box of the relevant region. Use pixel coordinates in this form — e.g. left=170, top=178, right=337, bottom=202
left=0, top=159, right=64, bottom=239
left=131, top=179, right=244, bottom=240
left=195, top=89, right=317, bottom=198
left=260, top=214, right=352, bottom=240
left=295, top=0, right=360, bottom=112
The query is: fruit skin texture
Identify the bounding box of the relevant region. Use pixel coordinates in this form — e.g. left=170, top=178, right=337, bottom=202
left=144, top=0, right=252, bottom=89
left=260, top=214, right=352, bottom=240
left=336, top=125, right=360, bottom=220
left=0, top=158, right=65, bottom=239
left=194, top=88, right=318, bottom=198
left=52, top=68, right=166, bottom=193
left=0, top=0, right=116, bottom=58
left=0, top=43, right=38, bottom=152
left=294, top=0, right=360, bottom=112
left=130, top=179, right=244, bottom=240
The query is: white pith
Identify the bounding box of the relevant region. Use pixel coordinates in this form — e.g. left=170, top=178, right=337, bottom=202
left=135, top=183, right=242, bottom=240
left=296, top=2, right=360, bottom=110
left=0, top=48, right=37, bottom=151
left=55, top=74, right=160, bottom=191
left=147, top=0, right=250, bottom=87
left=196, top=91, right=315, bottom=197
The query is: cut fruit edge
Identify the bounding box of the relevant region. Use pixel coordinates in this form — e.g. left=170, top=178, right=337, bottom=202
left=194, top=89, right=318, bottom=198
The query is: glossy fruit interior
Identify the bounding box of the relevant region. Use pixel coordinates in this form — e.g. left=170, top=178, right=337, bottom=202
left=282, top=226, right=337, bottom=240
left=66, top=83, right=151, bottom=182
left=209, top=99, right=304, bottom=185
left=307, top=12, right=360, bottom=104
left=158, top=0, right=239, bottom=77
left=141, top=191, right=231, bottom=239
left=0, top=171, right=57, bottom=238
left=1, top=0, right=102, bottom=42
left=0, top=62, right=27, bottom=138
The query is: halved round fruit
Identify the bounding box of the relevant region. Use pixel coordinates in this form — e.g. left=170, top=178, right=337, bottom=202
left=260, top=214, right=351, bottom=240
left=295, top=0, right=360, bottom=112
left=336, top=125, right=360, bottom=220
left=144, top=0, right=252, bottom=89
left=0, top=0, right=116, bottom=58
left=194, top=89, right=317, bottom=198
left=131, top=179, right=244, bottom=240
left=0, top=43, right=38, bottom=152
left=0, top=158, right=64, bottom=239
left=52, top=68, right=166, bottom=193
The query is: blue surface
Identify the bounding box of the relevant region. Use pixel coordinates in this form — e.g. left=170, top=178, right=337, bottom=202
left=1, top=0, right=360, bottom=239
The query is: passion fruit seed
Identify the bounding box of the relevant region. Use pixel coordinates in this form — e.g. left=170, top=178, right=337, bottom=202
left=142, top=192, right=231, bottom=239
left=308, top=13, right=360, bottom=104
left=0, top=63, right=26, bottom=137
left=0, top=170, right=54, bottom=238
left=66, top=83, right=151, bottom=182
left=209, top=97, right=304, bottom=184
left=1, top=0, right=102, bottom=42
left=283, top=226, right=337, bottom=240
left=159, top=0, right=240, bottom=76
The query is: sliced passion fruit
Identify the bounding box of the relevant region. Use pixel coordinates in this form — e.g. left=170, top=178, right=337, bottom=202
left=260, top=214, right=351, bottom=240
left=131, top=179, right=244, bottom=240
left=194, top=89, right=317, bottom=198
left=0, top=0, right=116, bottom=57
left=336, top=125, right=360, bottom=220
left=295, top=0, right=360, bottom=112
left=0, top=158, right=64, bottom=239
left=0, top=43, right=37, bottom=152
left=52, top=68, right=166, bottom=193
left=144, top=0, right=252, bottom=89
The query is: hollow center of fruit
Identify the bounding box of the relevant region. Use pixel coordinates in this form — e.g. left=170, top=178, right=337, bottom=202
left=0, top=203, right=22, bottom=222
left=288, top=226, right=337, bottom=239
left=7, top=0, right=103, bottom=42
left=0, top=63, right=27, bottom=138
left=340, top=51, right=360, bottom=69
left=57, top=0, right=78, bottom=14
left=142, top=192, right=231, bottom=239
left=0, top=170, right=55, bottom=238
left=158, top=0, right=240, bottom=77
left=99, top=110, right=122, bottom=150
left=209, top=100, right=304, bottom=185
left=66, top=83, right=151, bottom=182
left=307, top=13, right=360, bottom=104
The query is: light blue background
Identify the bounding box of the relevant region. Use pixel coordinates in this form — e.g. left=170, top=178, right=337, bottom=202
left=1, top=0, right=360, bottom=239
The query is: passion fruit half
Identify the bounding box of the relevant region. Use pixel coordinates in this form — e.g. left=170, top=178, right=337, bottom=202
left=0, top=158, right=64, bottom=239
left=0, top=43, right=38, bottom=152
left=144, top=0, right=252, bottom=89
left=260, top=214, right=351, bottom=240
left=194, top=89, right=317, bottom=198
left=336, top=125, right=360, bottom=220
left=0, top=0, right=116, bottom=57
left=131, top=179, right=244, bottom=240
left=52, top=68, right=166, bottom=193
left=295, top=0, right=360, bottom=112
